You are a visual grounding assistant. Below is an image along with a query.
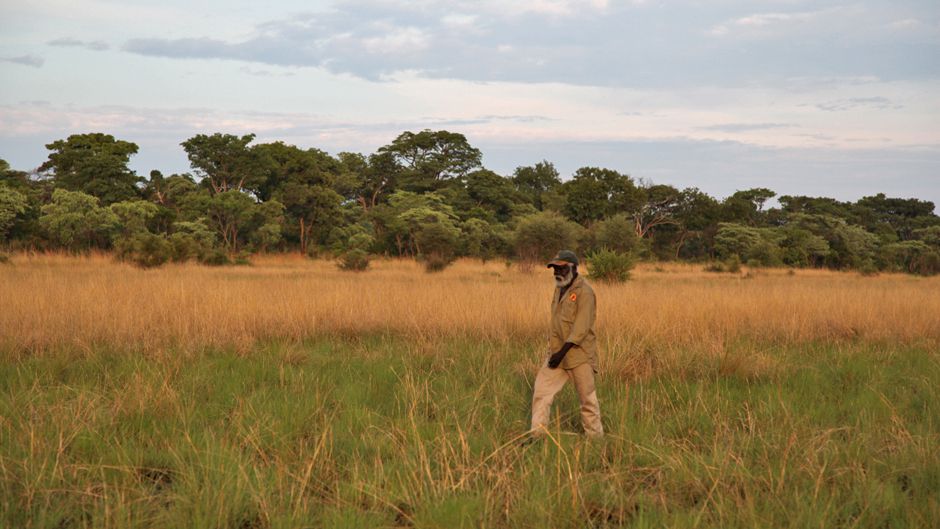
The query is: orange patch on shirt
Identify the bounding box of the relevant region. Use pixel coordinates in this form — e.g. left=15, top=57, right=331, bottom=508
left=569, top=293, right=577, bottom=302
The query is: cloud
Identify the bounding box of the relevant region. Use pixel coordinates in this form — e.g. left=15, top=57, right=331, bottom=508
left=115, top=1, right=940, bottom=87
left=815, top=97, right=903, bottom=112
left=1, top=55, right=44, bottom=67
left=699, top=123, right=795, bottom=133
left=47, top=37, right=110, bottom=51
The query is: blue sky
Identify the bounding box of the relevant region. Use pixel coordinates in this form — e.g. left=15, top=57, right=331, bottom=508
left=1, top=0, right=938, bottom=205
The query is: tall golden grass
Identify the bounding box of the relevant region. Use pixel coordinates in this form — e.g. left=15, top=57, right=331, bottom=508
left=2, top=252, right=938, bottom=358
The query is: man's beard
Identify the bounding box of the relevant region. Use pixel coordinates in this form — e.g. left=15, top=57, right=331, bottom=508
left=554, top=266, right=575, bottom=288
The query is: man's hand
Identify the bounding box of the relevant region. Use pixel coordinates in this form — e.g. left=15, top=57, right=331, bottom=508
left=547, top=342, right=575, bottom=369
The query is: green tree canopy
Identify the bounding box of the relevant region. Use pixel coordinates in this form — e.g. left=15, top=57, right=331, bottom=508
left=377, top=130, right=482, bottom=193
left=180, top=133, right=266, bottom=195
left=39, top=133, right=141, bottom=205
left=39, top=189, right=118, bottom=250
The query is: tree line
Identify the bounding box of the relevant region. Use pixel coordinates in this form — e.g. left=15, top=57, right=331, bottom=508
left=1, top=130, right=938, bottom=275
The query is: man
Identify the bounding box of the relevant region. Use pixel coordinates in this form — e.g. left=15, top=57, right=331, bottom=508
left=530, top=250, right=604, bottom=437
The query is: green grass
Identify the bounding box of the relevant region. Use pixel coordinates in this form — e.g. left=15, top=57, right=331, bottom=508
left=1, top=338, right=937, bottom=528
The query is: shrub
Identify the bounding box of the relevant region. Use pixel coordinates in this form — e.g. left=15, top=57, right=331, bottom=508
left=586, top=249, right=634, bottom=283
left=114, top=232, right=171, bottom=268
left=0, top=251, right=9, bottom=265
left=234, top=251, right=252, bottom=266
left=725, top=254, right=742, bottom=273
left=339, top=249, right=370, bottom=271
left=591, top=214, right=639, bottom=254
left=858, top=259, right=879, bottom=277
left=512, top=211, right=583, bottom=264
left=169, top=220, right=218, bottom=263
left=416, top=222, right=458, bottom=273
left=338, top=232, right=374, bottom=272
left=200, top=248, right=231, bottom=266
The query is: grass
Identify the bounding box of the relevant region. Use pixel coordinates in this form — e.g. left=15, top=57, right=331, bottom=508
left=1, top=253, right=938, bottom=527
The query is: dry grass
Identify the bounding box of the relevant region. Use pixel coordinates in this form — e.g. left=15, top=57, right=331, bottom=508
left=2, top=252, right=939, bottom=358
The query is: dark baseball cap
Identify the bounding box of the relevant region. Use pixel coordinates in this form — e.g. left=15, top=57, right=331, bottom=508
left=546, top=250, right=579, bottom=267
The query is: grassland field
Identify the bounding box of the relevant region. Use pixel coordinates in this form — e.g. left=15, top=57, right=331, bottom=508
left=0, top=254, right=938, bottom=528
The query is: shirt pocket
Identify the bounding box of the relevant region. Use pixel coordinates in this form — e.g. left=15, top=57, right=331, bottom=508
left=561, top=301, right=577, bottom=323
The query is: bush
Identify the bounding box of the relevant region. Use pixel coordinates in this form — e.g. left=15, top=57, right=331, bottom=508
left=416, top=222, right=458, bottom=273
left=858, top=259, right=879, bottom=277
left=586, top=249, right=634, bottom=283
left=200, top=248, right=231, bottom=266
left=704, top=254, right=741, bottom=274
left=114, top=232, right=172, bottom=268
left=169, top=220, right=218, bottom=263
left=513, top=211, right=583, bottom=264
left=339, top=249, right=370, bottom=271
left=591, top=214, right=639, bottom=254
left=0, top=251, right=9, bottom=265
left=338, top=233, right=374, bottom=272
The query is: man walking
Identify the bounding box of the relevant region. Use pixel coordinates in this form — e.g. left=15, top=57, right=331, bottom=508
left=530, top=250, right=604, bottom=437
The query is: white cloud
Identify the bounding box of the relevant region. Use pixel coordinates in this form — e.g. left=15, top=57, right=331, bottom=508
left=361, top=25, right=430, bottom=54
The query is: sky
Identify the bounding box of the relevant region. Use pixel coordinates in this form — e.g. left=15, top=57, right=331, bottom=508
left=1, top=0, right=938, bottom=206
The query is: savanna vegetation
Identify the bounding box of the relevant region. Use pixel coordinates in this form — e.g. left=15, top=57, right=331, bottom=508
left=1, top=255, right=938, bottom=528
left=1, top=130, right=939, bottom=275
left=2, top=131, right=938, bottom=527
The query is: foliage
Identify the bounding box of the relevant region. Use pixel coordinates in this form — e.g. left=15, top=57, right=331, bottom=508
left=590, top=214, right=639, bottom=254
left=3, top=131, right=939, bottom=276
left=512, top=211, right=583, bottom=264
left=378, top=129, right=482, bottom=193
left=338, top=233, right=374, bottom=271
left=168, top=220, right=218, bottom=263
left=586, top=248, right=634, bottom=282
left=39, top=133, right=141, bottom=205
left=511, top=161, right=560, bottom=211
left=0, top=184, right=28, bottom=242
left=39, top=189, right=119, bottom=251
left=114, top=232, right=172, bottom=268
left=180, top=133, right=264, bottom=194
left=714, top=223, right=782, bottom=266
left=413, top=217, right=460, bottom=272
left=879, top=240, right=940, bottom=276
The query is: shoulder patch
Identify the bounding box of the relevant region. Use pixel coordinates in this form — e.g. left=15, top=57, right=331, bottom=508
left=569, top=293, right=577, bottom=302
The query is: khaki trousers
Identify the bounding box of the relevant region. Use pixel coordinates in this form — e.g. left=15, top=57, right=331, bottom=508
left=530, top=361, right=604, bottom=437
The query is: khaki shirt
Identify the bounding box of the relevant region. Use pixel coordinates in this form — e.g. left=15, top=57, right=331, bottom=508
left=548, top=275, right=598, bottom=371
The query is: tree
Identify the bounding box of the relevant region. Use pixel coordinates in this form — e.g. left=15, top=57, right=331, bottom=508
left=251, top=143, right=344, bottom=254
left=206, top=190, right=257, bottom=252
left=341, top=151, right=398, bottom=212
left=447, top=169, right=520, bottom=223
left=714, top=223, right=783, bottom=266
left=110, top=200, right=160, bottom=237
left=40, top=189, right=118, bottom=251
left=562, top=167, right=643, bottom=225
left=39, top=133, right=141, bottom=205
left=180, top=133, right=265, bottom=195
left=0, top=184, right=28, bottom=243
left=512, top=161, right=560, bottom=211
left=274, top=182, right=342, bottom=255
left=856, top=193, right=936, bottom=241
left=590, top=214, right=639, bottom=254
left=777, top=225, right=830, bottom=267
left=632, top=184, right=682, bottom=239
left=377, top=130, right=482, bottom=193
left=721, top=188, right=777, bottom=226
left=667, top=188, right=722, bottom=260
left=252, top=142, right=339, bottom=202
left=513, top=211, right=584, bottom=264
left=460, top=218, right=508, bottom=261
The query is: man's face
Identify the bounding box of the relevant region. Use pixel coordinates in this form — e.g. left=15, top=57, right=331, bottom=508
left=550, top=263, right=575, bottom=288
